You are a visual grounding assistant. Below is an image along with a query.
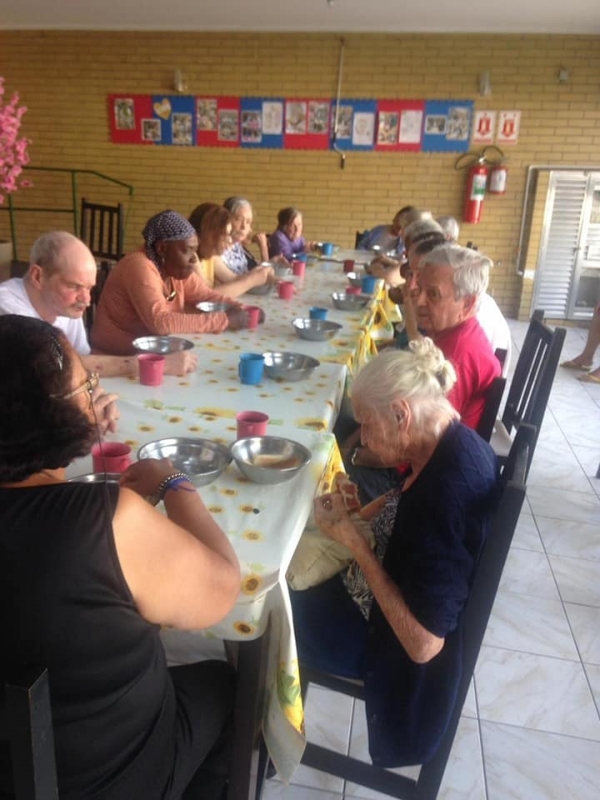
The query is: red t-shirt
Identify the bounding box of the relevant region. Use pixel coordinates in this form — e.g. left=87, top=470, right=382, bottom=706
left=434, top=316, right=501, bottom=430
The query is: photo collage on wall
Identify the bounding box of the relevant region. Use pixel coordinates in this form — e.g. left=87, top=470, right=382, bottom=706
left=109, top=95, right=493, bottom=153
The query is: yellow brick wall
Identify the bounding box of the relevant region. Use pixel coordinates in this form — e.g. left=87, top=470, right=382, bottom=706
left=1, top=31, right=600, bottom=318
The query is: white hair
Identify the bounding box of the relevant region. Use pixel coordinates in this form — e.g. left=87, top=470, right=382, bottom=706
left=436, top=216, right=460, bottom=242
left=223, top=197, right=252, bottom=216
left=29, top=231, right=84, bottom=276
left=418, top=243, right=490, bottom=300
left=403, top=218, right=443, bottom=249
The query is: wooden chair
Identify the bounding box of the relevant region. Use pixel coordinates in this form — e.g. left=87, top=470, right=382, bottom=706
left=0, top=666, right=59, bottom=800
left=298, top=425, right=533, bottom=800
left=489, top=311, right=566, bottom=477
left=476, top=375, right=507, bottom=442
left=79, top=198, right=125, bottom=335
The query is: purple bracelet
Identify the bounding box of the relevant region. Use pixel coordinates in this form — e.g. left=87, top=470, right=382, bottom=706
left=156, top=472, right=194, bottom=501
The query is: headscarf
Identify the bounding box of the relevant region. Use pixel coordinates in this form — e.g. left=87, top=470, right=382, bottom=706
left=142, top=210, right=197, bottom=267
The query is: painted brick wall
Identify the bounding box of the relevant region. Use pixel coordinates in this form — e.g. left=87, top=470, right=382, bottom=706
left=1, top=31, right=599, bottom=317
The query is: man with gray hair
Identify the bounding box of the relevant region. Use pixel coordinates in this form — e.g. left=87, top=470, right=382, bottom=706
left=413, top=243, right=500, bottom=429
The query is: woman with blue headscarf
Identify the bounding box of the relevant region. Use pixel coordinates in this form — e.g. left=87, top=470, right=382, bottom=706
left=91, top=210, right=252, bottom=355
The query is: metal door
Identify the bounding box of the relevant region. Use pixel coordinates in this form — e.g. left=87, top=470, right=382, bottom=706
left=570, top=177, right=600, bottom=319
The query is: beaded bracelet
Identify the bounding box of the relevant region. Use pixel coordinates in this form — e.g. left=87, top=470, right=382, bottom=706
left=156, top=472, right=193, bottom=502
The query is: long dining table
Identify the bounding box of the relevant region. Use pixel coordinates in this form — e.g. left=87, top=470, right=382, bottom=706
left=68, top=252, right=398, bottom=798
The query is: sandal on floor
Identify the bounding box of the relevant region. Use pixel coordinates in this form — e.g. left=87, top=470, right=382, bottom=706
left=561, top=359, right=593, bottom=371
left=578, top=372, right=600, bottom=384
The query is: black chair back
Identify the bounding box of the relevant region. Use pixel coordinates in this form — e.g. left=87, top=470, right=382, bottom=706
left=0, top=666, right=59, bottom=799
left=476, top=375, right=506, bottom=442
left=80, top=198, right=124, bottom=263
left=355, top=230, right=368, bottom=249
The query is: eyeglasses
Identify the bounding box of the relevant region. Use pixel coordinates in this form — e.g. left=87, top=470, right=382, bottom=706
left=52, top=372, right=100, bottom=400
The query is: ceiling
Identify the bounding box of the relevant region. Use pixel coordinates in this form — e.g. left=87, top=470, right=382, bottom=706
left=0, top=0, right=599, bottom=35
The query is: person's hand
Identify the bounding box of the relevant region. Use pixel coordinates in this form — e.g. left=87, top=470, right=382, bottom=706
left=313, top=492, right=361, bottom=550
left=225, top=306, right=250, bottom=330
left=164, top=351, right=198, bottom=376
left=250, top=265, right=275, bottom=286
left=91, top=383, right=119, bottom=435
left=119, top=457, right=179, bottom=501
left=251, top=231, right=269, bottom=260
left=388, top=285, right=405, bottom=305
left=271, top=254, right=290, bottom=266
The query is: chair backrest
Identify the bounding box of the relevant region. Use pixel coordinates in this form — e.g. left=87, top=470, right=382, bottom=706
left=355, top=230, right=368, bottom=249
left=80, top=198, right=124, bottom=263
left=0, top=666, right=59, bottom=799
left=501, top=313, right=566, bottom=441
left=476, top=375, right=507, bottom=442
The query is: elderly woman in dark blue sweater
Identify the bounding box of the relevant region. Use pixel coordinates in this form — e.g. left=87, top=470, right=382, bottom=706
left=290, top=339, right=500, bottom=766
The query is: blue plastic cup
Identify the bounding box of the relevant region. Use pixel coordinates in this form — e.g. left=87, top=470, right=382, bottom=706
left=294, top=252, right=309, bottom=262
left=322, top=242, right=335, bottom=257
left=238, top=353, right=265, bottom=385
left=309, top=307, right=328, bottom=321
left=361, top=275, right=378, bottom=294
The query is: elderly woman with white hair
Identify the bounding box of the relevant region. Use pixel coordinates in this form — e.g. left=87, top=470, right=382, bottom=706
left=291, top=339, right=499, bottom=767
left=221, top=197, right=269, bottom=274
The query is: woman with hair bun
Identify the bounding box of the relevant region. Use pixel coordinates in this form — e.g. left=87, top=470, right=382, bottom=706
left=290, top=338, right=500, bottom=767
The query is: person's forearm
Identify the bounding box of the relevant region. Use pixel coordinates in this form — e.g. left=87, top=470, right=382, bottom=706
left=163, top=482, right=239, bottom=571
left=83, top=353, right=136, bottom=378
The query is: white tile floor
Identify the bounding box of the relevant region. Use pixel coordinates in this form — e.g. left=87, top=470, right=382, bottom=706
left=263, top=319, right=600, bottom=800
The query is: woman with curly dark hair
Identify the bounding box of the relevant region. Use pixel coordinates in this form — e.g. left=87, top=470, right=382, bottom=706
left=0, top=315, right=240, bottom=799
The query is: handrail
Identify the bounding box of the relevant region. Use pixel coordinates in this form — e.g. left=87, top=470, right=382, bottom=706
left=0, top=166, right=134, bottom=260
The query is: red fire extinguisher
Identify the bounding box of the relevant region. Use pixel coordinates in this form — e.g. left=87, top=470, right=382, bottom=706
left=462, top=159, right=489, bottom=224
left=489, top=162, right=508, bottom=194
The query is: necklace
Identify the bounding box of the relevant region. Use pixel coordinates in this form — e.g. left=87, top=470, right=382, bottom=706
left=164, top=275, right=177, bottom=302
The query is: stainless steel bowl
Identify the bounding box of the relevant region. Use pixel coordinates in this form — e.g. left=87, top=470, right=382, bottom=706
left=132, top=336, right=195, bottom=354
left=230, top=436, right=311, bottom=485
left=196, top=301, right=234, bottom=313
left=292, top=318, right=343, bottom=342
left=274, top=264, right=293, bottom=278
left=331, top=292, right=370, bottom=311
left=68, top=473, right=122, bottom=484
left=137, top=437, right=232, bottom=487
left=246, top=282, right=274, bottom=296
left=263, top=351, right=320, bottom=381
left=346, top=270, right=365, bottom=288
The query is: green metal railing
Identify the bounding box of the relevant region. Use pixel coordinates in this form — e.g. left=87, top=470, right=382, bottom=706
left=0, top=166, right=134, bottom=260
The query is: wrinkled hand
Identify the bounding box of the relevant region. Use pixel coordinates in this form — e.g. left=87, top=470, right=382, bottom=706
left=251, top=231, right=269, bottom=259
left=225, top=306, right=250, bottom=330
left=313, top=492, right=362, bottom=550
left=164, top=350, right=198, bottom=376
left=119, top=457, right=178, bottom=501
left=91, top=383, right=119, bottom=435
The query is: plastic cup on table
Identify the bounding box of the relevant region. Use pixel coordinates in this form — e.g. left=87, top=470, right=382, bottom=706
left=343, top=259, right=356, bottom=274
left=138, top=354, right=166, bottom=386
left=91, top=442, right=132, bottom=474
left=238, top=353, right=265, bottom=385
left=236, top=411, right=269, bottom=439
left=243, top=305, right=261, bottom=330
left=361, top=275, right=378, bottom=294
left=278, top=280, right=295, bottom=300
left=309, top=307, right=328, bottom=321
left=292, top=260, right=306, bottom=278
left=322, top=242, right=335, bottom=257
left=294, top=252, right=309, bottom=262
left=346, top=286, right=362, bottom=296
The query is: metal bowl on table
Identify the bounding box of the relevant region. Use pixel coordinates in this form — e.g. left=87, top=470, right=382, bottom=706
left=346, top=270, right=365, bottom=288
left=137, top=438, right=232, bottom=487
left=273, top=264, right=293, bottom=278
left=263, top=351, right=320, bottom=382
left=230, top=436, right=311, bottom=485
left=196, top=301, right=234, bottom=313
left=246, top=282, right=274, bottom=296
left=68, top=473, right=122, bottom=484
left=132, top=336, right=195, bottom=354
left=331, top=292, right=370, bottom=311
left=292, top=318, right=343, bottom=342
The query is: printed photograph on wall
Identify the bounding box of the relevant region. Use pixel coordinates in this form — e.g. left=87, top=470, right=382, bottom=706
left=286, top=101, right=307, bottom=134
left=333, top=106, right=353, bottom=139
left=172, top=113, right=192, bottom=145
left=352, top=112, right=375, bottom=146
left=142, top=119, right=161, bottom=142
left=446, top=106, right=470, bottom=140
left=399, top=109, right=423, bottom=145
left=241, top=110, right=262, bottom=143
left=114, top=98, right=135, bottom=130
left=308, top=101, right=330, bottom=134
left=425, top=115, right=447, bottom=135
left=218, top=109, right=239, bottom=141
left=377, top=111, right=400, bottom=145
left=262, top=101, right=283, bottom=135
left=197, top=98, right=218, bottom=131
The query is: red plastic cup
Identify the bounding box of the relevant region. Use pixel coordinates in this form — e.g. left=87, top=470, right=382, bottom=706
left=343, top=259, right=356, bottom=274
left=91, top=442, right=132, bottom=474
left=278, top=280, right=295, bottom=300
left=346, top=286, right=362, bottom=296
left=243, top=305, right=261, bottom=329
left=138, top=354, right=165, bottom=386
left=292, top=260, right=306, bottom=278
left=236, top=411, right=269, bottom=439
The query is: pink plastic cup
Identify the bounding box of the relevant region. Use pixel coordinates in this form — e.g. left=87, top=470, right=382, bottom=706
left=292, top=260, right=306, bottom=278
left=278, top=280, right=295, bottom=300
left=243, top=305, right=261, bottom=330
left=91, top=442, right=132, bottom=474
left=236, top=411, right=269, bottom=439
left=138, top=354, right=165, bottom=386
left=346, top=286, right=362, bottom=296
left=343, top=259, right=356, bottom=274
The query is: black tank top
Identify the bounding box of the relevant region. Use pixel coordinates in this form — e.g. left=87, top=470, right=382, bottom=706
left=0, top=482, right=176, bottom=799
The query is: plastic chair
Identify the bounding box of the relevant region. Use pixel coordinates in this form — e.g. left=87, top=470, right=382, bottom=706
left=298, top=425, right=532, bottom=800
left=0, top=666, right=59, bottom=799
left=489, top=310, right=566, bottom=477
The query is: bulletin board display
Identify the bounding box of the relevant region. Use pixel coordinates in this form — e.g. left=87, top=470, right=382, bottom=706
left=109, top=95, right=475, bottom=153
